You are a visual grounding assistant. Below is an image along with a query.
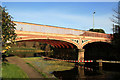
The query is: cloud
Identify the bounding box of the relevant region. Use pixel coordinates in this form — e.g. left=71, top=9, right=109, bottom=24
left=39, top=11, right=113, bottom=33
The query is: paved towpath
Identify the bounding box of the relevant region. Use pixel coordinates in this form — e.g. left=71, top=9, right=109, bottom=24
left=6, top=56, right=43, bottom=79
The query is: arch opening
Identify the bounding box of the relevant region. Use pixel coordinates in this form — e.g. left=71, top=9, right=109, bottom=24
left=83, top=42, right=114, bottom=61
left=11, top=39, right=78, bottom=59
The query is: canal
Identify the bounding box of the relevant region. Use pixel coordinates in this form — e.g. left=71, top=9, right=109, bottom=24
left=52, top=63, right=120, bottom=80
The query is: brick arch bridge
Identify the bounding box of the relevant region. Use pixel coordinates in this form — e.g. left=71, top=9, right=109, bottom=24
left=14, top=21, right=112, bottom=61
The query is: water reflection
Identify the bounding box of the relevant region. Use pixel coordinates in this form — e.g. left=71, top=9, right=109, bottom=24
left=52, top=64, right=120, bottom=80
left=52, top=67, right=78, bottom=80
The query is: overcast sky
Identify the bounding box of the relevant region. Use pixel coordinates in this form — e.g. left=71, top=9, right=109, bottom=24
left=2, top=2, right=118, bottom=33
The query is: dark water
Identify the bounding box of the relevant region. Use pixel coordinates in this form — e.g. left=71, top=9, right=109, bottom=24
left=52, top=63, right=120, bottom=80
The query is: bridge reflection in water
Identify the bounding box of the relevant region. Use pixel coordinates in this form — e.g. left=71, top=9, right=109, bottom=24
left=52, top=64, right=120, bottom=80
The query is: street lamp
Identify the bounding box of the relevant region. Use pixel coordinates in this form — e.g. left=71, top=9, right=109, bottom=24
left=93, top=11, right=96, bottom=29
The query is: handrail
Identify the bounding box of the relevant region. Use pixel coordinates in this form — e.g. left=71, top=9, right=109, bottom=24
left=96, top=60, right=120, bottom=63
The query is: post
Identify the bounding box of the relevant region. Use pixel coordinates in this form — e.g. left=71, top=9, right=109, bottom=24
left=78, top=66, right=85, bottom=79
left=93, top=12, right=95, bottom=29
left=78, top=49, right=85, bottom=65
left=99, top=59, right=103, bottom=73
left=99, top=66, right=103, bottom=72
left=93, top=13, right=94, bottom=29
left=99, top=59, right=102, bottom=67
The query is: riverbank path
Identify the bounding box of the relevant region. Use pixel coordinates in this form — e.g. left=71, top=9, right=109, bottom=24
left=6, top=56, right=43, bottom=79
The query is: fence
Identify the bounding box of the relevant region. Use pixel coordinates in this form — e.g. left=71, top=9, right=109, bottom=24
left=42, top=56, right=120, bottom=67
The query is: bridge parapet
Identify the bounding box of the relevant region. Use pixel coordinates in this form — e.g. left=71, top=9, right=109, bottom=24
left=14, top=21, right=84, bottom=36
left=80, top=31, right=112, bottom=39
left=14, top=21, right=112, bottom=39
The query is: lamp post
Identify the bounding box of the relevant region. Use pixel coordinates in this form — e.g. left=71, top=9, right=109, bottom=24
left=93, top=12, right=95, bottom=29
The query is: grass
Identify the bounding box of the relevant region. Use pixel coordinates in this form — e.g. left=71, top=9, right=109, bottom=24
left=26, top=62, right=47, bottom=78
left=12, top=47, right=43, bottom=51
left=2, top=62, right=29, bottom=79
left=23, top=57, right=75, bottom=78
left=10, top=51, right=42, bottom=54
left=3, top=47, right=45, bottom=56
left=3, top=47, right=37, bottom=50
left=3, top=47, right=45, bottom=52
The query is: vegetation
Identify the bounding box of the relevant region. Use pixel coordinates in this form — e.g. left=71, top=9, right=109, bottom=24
left=110, top=2, right=120, bottom=60
left=52, top=49, right=77, bottom=60
left=88, top=29, right=105, bottom=33
left=23, top=57, right=75, bottom=78
left=2, top=62, right=29, bottom=79
left=4, top=47, right=45, bottom=58
left=111, top=5, right=120, bottom=48
left=2, top=7, right=17, bottom=61
left=7, top=47, right=44, bottom=52
left=15, top=41, right=53, bottom=51
left=2, top=7, right=17, bottom=46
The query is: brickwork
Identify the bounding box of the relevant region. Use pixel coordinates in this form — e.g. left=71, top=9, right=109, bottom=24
left=14, top=21, right=111, bottom=49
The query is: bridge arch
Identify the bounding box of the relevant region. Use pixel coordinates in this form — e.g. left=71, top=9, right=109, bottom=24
left=16, top=38, right=79, bottom=49
left=83, top=41, right=113, bottom=60
left=81, top=40, right=111, bottom=49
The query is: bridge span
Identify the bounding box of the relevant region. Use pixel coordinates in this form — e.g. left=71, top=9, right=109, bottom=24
left=14, top=21, right=112, bottom=61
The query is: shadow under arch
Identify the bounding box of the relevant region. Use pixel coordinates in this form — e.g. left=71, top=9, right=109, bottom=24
left=15, top=39, right=79, bottom=60
left=83, top=41, right=113, bottom=60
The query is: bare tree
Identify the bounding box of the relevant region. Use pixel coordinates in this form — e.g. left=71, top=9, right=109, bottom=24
left=110, top=2, right=120, bottom=60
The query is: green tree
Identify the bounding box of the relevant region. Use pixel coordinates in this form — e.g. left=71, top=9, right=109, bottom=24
left=2, top=7, right=17, bottom=61
left=2, top=7, right=17, bottom=46
left=89, top=29, right=105, bottom=33
left=2, top=8, right=17, bottom=46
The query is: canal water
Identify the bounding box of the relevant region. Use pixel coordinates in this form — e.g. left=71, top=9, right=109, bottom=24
left=52, top=63, right=120, bottom=80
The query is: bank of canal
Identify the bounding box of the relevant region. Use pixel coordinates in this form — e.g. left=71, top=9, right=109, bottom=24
left=23, top=57, right=75, bottom=78
left=23, top=57, right=120, bottom=79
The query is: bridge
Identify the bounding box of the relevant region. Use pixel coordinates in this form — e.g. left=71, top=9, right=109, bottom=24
left=14, top=21, right=112, bottom=61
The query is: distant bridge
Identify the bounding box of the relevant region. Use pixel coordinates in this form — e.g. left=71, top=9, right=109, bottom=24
left=14, top=21, right=112, bottom=61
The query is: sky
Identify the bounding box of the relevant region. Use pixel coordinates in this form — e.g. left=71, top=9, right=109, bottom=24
left=2, top=2, right=118, bottom=33
left=1, top=0, right=120, bottom=2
